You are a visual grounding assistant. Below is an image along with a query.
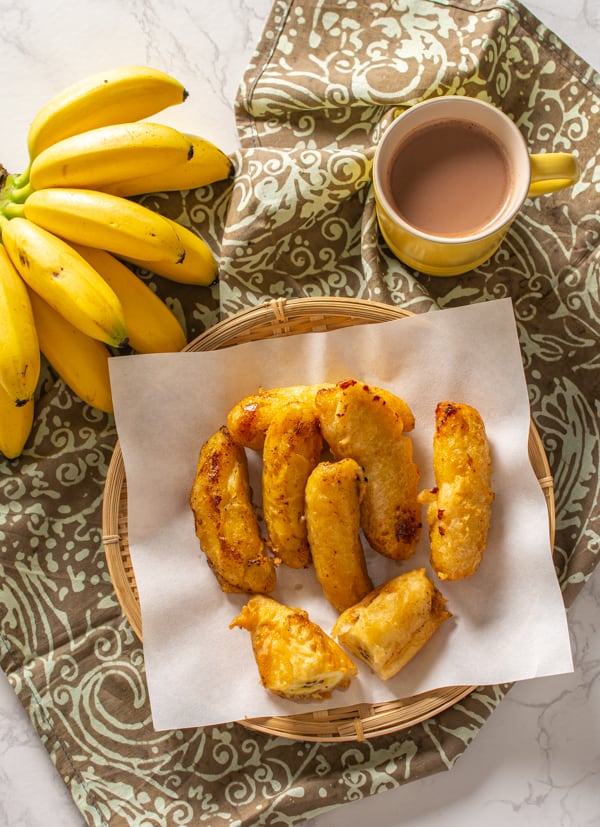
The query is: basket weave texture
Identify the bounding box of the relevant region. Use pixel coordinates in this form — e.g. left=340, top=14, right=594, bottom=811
left=102, top=297, right=555, bottom=742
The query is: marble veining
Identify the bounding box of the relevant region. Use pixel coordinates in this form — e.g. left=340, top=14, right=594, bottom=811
left=299, top=570, right=600, bottom=827
left=0, top=1, right=598, bottom=826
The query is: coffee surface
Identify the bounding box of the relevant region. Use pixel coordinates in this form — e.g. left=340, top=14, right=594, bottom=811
left=387, top=119, right=512, bottom=236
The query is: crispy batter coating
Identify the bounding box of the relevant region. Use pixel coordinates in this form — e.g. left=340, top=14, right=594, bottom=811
left=315, top=379, right=421, bottom=560
left=226, top=383, right=334, bottom=452
left=262, top=402, right=323, bottom=568
left=230, top=595, right=358, bottom=700
left=305, top=458, right=373, bottom=611
left=332, top=568, right=451, bottom=680
left=189, top=426, right=277, bottom=594
left=418, top=402, right=494, bottom=580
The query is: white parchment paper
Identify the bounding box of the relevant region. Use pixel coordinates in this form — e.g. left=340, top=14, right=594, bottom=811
left=108, top=298, right=573, bottom=731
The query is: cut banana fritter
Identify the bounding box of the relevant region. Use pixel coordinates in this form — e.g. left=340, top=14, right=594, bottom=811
left=315, top=379, right=421, bottom=561
left=332, top=568, right=451, bottom=680
left=305, top=458, right=373, bottom=611
left=189, top=425, right=277, bottom=594
left=418, top=401, right=494, bottom=581
left=226, top=383, right=333, bottom=452
left=230, top=595, right=357, bottom=700
left=262, top=402, right=323, bottom=568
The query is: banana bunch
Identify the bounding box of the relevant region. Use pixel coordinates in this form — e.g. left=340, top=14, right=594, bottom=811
left=0, top=65, right=233, bottom=458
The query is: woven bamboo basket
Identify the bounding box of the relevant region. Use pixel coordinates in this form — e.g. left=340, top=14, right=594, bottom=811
left=102, top=296, right=556, bottom=742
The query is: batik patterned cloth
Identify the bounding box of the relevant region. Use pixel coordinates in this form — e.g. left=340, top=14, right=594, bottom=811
left=1, top=2, right=598, bottom=825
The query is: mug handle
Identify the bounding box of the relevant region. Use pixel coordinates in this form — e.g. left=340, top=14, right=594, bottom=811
left=528, top=152, right=580, bottom=197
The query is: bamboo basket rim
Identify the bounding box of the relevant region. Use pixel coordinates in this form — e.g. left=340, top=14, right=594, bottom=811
left=102, top=296, right=556, bottom=742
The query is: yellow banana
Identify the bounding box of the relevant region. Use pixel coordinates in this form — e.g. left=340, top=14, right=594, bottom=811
left=100, top=134, right=233, bottom=196
left=27, top=65, right=188, bottom=159
left=71, top=244, right=187, bottom=354
left=1, top=217, right=128, bottom=348
left=122, top=217, right=217, bottom=285
left=0, top=386, right=34, bottom=459
left=30, top=122, right=194, bottom=191
left=0, top=244, right=40, bottom=405
left=28, top=290, right=113, bottom=414
left=23, top=188, right=185, bottom=263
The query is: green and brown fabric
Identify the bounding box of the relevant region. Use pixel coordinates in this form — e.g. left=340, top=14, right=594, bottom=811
left=1, top=1, right=598, bottom=825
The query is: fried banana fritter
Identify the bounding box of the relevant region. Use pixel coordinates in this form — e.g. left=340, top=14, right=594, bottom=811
left=226, top=383, right=334, bottom=452
left=230, top=595, right=357, bottom=700
left=418, top=401, right=494, bottom=581
left=262, top=402, right=323, bottom=568
left=189, top=426, right=277, bottom=594
left=305, top=458, right=373, bottom=611
left=315, top=379, right=421, bottom=560
left=332, top=568, right=451, bottom=680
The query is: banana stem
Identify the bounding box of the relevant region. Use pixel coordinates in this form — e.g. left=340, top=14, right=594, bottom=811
left=9, top=181, right=34, bottom=203
left=0, top=166, right=32, bottom=222
left=12, top=165, right=31, bottom=189
left=0, top=201, right=25, bottom=220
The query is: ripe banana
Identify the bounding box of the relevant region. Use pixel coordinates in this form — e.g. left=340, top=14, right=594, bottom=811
left=122, top=217, right=217, bottom=285
left=71, top=244, right=187, bottom=354
left=100, top=134, right=233, bottom=197
left=27, top=65, right=188, bottom=159
left=1, top=217, right=128, bottom=348
left=0, top=244, right=40, bottom=406
left=0, top=386, right=34, bottom=459
left=23, top=188, right=185, bottom=263
left=28, top=290, right=114, bottom=414
left=30, top=122, right=194, bottom=191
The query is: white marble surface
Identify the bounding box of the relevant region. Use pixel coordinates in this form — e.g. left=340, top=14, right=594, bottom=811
left=0, top=1, right=598, bottom=826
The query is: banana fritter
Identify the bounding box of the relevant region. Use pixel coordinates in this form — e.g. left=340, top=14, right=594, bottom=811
left=230, top=595, right=357, bottom=700
left=262, top=402, right=323, bottom=568
left=189, top=426, right=277, bottom=594
left=332, top=568, right=451, bottom=680
left=226, top=383, right=333, bottom=452
left=315, top=379, right=421, bottom=560
left=305, top=458, right=373, bottom=611
left=418, top=401, right=493, bottom=580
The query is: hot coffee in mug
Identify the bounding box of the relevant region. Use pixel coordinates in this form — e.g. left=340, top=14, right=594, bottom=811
left=373, top=96, right=580, bottom=276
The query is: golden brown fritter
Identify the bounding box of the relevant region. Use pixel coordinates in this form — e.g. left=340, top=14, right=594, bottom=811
left=315, top=379, right=421, bottom=561
left=262, top=402, right=323, bottom=568
left=305, top=458, right=373, bottom=611
left=189, top=426, right=277, bottom=594
left=230, top=595, right=358, bottom=700
left=226, top=383, right=333, bottom=452
left=332, top=568, right=451, bottom=680
left=418, top=402, right=494, bottom=580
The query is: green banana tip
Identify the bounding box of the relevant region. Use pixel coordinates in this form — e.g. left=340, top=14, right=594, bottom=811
left=9, top=181, right=33, bottom=204
left=0, top=201, right=25, bottom=220
left=13, top=165, right=31, bottom=189
left=0, top=164, right=32, bottom=224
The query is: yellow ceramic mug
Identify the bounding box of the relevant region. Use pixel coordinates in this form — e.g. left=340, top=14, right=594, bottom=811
left=373, top=96, right=580, bottom=276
